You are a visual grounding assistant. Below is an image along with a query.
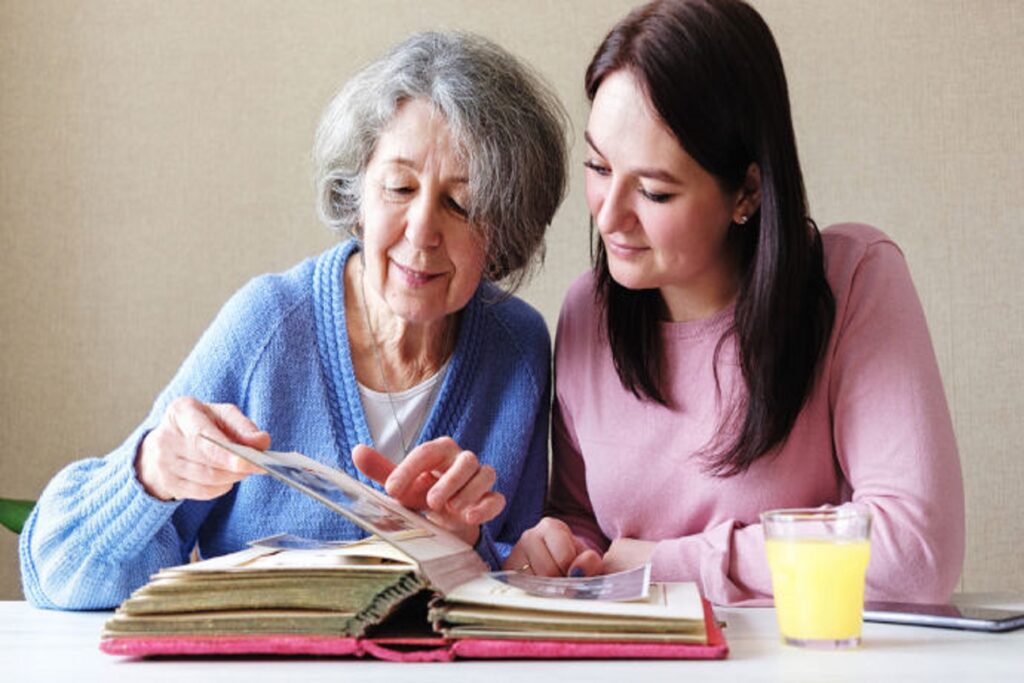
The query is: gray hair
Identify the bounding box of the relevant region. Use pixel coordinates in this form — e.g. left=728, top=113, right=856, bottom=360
left=313, top=31, right=569, bottom=292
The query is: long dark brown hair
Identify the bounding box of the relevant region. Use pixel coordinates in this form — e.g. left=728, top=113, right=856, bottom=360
left=586, top=0, right=835, bottom=475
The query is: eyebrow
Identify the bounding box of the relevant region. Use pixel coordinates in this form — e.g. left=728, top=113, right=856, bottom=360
left=381, top=156, right=468, bottom=184
left=584, top=131, right=682, bottom=185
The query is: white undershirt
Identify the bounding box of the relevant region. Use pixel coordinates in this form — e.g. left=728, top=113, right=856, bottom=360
left=357, top=361, right=449, bottom=464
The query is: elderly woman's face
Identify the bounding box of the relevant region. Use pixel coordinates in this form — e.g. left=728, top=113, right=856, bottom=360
left=359, top=99, right=486, bottom=325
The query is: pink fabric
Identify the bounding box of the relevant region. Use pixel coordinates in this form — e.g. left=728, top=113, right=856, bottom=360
left=100, top=634, right=453, bottom=661
left=549, top=223, right=965, bottom=606
left=99, top=600, right=727, bottom=661
left=100, top=635, right=364, bottom=657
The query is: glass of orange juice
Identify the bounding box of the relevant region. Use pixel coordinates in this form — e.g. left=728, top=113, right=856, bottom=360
left=762, top=507, right=872, bottom=648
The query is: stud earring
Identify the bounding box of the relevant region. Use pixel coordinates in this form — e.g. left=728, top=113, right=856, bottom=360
left=737, top=215, right=748, bottom=225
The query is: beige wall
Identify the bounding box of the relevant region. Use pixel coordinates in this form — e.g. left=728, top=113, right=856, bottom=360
left=2, top=0, right=1021, bottom=600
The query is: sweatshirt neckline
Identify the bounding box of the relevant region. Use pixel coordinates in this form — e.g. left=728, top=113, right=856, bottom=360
left=659, top=302, right=735, bottom=341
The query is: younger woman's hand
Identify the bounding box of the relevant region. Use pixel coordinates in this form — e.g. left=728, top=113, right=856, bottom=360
left=602, top=537, right=657, bottom=574
left=352, top=437, right=505, bottom=546
left=504, top=516, right=603, bottom=577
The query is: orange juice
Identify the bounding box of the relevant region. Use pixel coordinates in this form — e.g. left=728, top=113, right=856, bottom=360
left=765, top=538, right=870, bottom=643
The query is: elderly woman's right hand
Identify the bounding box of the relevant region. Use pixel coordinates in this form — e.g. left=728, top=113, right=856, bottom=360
left=352, top=437, right=505, bottom=546
left=135, top=396, right=269, bottom=502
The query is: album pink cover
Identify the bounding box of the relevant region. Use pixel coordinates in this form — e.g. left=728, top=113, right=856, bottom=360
left=100, top=598, right=728, bottom=661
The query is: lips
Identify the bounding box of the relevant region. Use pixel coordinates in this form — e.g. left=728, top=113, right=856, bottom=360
left=605, top=239, right=649, bottom=258
left=390, top=259, right=445, bottom=286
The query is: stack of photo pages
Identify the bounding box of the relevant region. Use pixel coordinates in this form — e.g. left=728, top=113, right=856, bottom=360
left=100, top=440, right=727, bottom=661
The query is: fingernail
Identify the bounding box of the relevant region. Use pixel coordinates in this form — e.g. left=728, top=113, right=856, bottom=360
left=569, top=567, right=584, bottom=578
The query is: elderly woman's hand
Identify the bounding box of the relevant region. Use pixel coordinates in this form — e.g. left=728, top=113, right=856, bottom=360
left=504, top=516, right=603, bottom=577
left=352, top=437, right=505, bottom=546
left=135, top=396, right=269, bottom=502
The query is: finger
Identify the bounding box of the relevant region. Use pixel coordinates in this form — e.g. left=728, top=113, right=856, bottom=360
left=460, top=491, right=505, bottom=526
left=208, top=403, right=271, bottom=449
left=537, top=524, right=586, bottom=575
left=166, top=398, right=244, bottom=473
left=519, top=525, right=574, bottom=577
left=170, top=452, right=255, bottom=489
left=427, top=451, right=489, bottom=511
left=379, top=470, right=436, bottom=511
left=168, top=398, right=261, bottom=475
left=203, top=403, right=270, bottom=473
left=351, top=444, right=396, bottom=486
left=503, top=544, right=529, bottom=572
left=147, top=410, right=248, bottom=480
left=524, top=538, right=563, bottom=577
left=568, top=549, right=604, bottom=578
left=199, top=432, right=264, bottom=475
left=444, top=463, right=496, bottom=512
left=386, top=437, right=461, bottom=496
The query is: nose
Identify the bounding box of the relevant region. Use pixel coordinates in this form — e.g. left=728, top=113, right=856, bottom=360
left=404, top=194, right=444, bottom=249
left=593, top=178, right=634, bottom=236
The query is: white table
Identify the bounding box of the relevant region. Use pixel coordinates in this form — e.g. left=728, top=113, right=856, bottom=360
left=3, top=596, right=1022, bottom=682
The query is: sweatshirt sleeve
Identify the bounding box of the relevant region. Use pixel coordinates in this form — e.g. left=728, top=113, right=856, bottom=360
left=648, top=520, right=771, bottom=605
left=649, top=232, right=964, bottom=606
left=827, top=236, right=964, bottom=602
left=545, top=286, right=609, bottom=553
left=547, top=385, right=609, bottom=553
left=19, top=277, right=273, bottom=610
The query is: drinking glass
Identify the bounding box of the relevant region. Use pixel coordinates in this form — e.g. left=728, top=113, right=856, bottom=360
left=762, top=507, right=872, bottom=648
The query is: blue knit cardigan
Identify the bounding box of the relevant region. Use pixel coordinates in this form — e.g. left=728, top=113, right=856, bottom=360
left=20, top=240, right=551, bottom=609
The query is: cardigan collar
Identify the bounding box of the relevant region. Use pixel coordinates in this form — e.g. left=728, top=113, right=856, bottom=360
left=311, top=240, right=485, bottom=487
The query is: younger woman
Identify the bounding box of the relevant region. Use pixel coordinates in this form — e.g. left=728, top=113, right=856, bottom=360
left=508, top=0, right=964, bottom=605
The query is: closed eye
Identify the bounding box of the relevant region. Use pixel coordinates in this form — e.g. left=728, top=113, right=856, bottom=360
left=639, top=188, right=674, bottom=203
left=583, top=160, right=611, bottom=176
left=445, top=196, right=469, bottom=218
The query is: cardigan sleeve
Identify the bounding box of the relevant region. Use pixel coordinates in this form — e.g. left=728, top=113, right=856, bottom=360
left=475, top=379, right=551, bottom=569
left=19, top=277, right=273, bottom=610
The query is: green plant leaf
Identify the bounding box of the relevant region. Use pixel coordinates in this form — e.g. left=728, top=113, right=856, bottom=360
left=0, top=498, right=36, bottom=535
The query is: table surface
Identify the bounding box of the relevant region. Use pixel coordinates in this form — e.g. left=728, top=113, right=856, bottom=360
left=4, top=595, right=1023, bottom=682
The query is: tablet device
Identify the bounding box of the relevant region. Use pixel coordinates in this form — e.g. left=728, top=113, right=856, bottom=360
left=863, top=601, right=1024, bottom=632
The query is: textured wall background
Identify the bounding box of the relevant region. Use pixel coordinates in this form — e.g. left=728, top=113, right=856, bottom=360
left=2, top=0, right=1021, bottom=600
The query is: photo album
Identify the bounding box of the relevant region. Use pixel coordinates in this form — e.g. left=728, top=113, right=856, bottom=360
left=100, top=439, right=728, bottom=661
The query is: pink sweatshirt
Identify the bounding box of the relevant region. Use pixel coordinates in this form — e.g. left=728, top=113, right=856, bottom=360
left=548, top=223, right=964, bottom=606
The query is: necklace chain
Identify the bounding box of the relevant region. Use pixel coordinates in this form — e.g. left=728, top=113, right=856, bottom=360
left=357, top=259, right=452, bottom=457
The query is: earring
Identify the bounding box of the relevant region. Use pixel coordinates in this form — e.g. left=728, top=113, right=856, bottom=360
left=737, top=215, right=748, bottom=225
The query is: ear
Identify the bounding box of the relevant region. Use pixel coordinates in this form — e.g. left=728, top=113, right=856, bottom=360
left=732, top=163, right=762, bottom=224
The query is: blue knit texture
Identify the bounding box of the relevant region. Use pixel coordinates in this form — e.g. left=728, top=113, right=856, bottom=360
left=20, top=240, right=550, bottom=609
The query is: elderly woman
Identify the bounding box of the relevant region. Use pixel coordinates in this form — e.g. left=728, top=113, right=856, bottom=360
left=21, top=31, right=567, bottom=610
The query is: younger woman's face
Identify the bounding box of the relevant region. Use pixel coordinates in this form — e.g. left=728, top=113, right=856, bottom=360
left=584, top=69, right=748, bottom=321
